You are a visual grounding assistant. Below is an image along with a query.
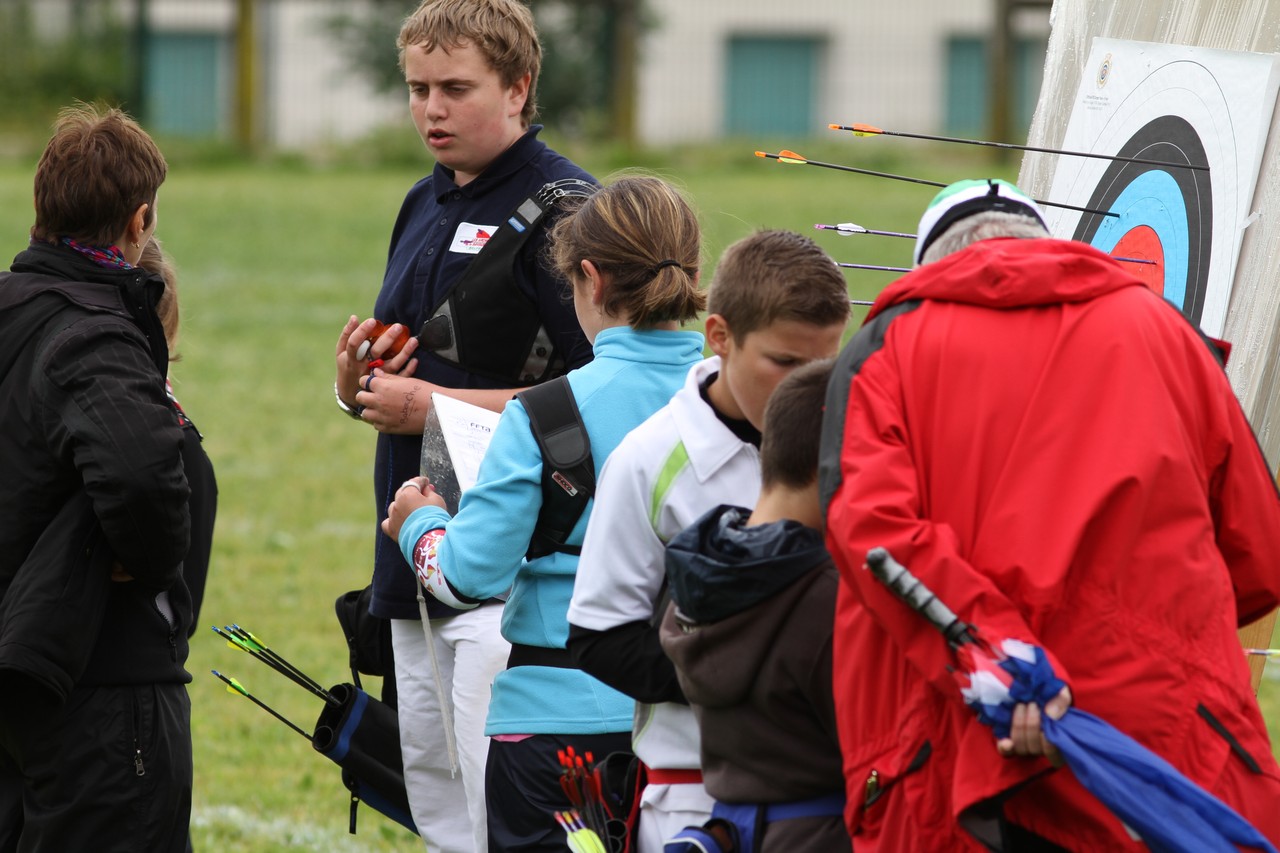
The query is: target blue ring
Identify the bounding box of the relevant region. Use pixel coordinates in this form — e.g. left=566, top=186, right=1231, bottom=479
left=1087, top=171, right=1189, bottom=309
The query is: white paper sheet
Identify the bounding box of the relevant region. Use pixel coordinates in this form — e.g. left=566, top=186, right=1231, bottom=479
left=419, top=393, right=501, bottom=514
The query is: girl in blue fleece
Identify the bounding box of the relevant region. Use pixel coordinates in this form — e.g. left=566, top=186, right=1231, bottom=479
left=382, top=175, right=706, bottom=850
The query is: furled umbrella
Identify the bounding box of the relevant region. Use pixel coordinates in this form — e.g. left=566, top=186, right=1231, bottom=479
left=865, top=547, right=1277, bottom=853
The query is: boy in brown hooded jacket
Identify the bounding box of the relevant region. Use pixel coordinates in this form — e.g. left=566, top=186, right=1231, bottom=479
left=659, top=359, right=851, bottom=853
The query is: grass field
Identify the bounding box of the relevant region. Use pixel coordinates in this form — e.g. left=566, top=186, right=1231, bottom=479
left=0, top=129, right=1275, bottom=851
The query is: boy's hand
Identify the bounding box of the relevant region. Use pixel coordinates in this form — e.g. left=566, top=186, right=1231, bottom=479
left=382, top=477, right=447, bottom=540
left=335, top=317, right=420, bottom=418
left=335, top=315, right=372, bottom=407
left=356, top=369, right=433, bottom=434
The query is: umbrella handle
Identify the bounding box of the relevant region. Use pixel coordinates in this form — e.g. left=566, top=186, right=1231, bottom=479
left=865, top=547, right=973, bottom=648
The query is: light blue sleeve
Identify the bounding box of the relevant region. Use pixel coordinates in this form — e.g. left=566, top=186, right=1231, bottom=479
left=405, top=399, right=543, bottom=601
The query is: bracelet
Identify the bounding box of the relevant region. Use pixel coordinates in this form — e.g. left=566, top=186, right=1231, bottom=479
left=334, top=382, right=364, bottom=420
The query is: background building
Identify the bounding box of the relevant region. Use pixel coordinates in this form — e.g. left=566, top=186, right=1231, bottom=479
left=638, top=0, right=1048, bottom=144
left=0, top=0, right=1050, bottom=151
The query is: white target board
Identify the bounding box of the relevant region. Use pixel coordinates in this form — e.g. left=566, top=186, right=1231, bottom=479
left=1044, top=39, right=1280, bottom=337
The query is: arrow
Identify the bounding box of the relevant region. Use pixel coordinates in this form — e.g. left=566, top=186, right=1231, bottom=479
left=816, top=222, right=915, bottom=240
left=211, top=670, right=312, bottom=740
left=756, top=150, right=1119, bottom=218
left=213, top=625, right=340, bottom=706
left=553, top=810, right=607, bottom=853
left=829, top=123, right=1210, bottom=172
left=228, top=624, right=332, bottom=700
left=814, top=223, right=1156, bottom=268
left=838, top=261, right=910, bottom=273
left=1245, top=648, right=1280, bottom=656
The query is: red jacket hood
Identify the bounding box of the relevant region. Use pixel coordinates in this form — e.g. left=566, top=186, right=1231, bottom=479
left=867, top=238, right=1149, bottom=320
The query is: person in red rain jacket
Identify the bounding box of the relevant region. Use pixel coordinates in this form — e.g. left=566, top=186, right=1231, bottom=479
left=819, top=178, right=1280, bottom=852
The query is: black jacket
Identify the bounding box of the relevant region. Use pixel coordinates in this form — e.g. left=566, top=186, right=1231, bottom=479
left=0, top=242, right=192, bottom=701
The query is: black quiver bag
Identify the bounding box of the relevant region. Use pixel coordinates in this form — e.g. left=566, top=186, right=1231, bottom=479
left=312, top=682, right=417, bottom=836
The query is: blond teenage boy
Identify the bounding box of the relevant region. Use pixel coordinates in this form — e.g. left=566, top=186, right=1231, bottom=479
left=332, top=2, right=594, bottom=850
left=566, top=230, right=851, bottom=852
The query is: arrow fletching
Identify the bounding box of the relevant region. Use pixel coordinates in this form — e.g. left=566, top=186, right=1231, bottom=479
left=829, top=122, right=883, bottom=137
left=212, top=669, right=248, bottom=696
left=210, top=670, right=311, bottom=739
left=817, top=222, right=866, bottom=235
left=816, top=222, right=916, bottom=240
left=233, top=625, right=268, bottom=651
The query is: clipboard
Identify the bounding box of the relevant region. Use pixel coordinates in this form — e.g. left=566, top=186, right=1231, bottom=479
left=419, top=392, right=501, bottom=514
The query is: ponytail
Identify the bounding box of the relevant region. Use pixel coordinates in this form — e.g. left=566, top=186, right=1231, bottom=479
left=547, top=175, right=706, bottom=328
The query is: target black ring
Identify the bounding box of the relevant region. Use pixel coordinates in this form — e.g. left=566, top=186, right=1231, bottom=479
left=1071, top=116, right=1212, bottom=326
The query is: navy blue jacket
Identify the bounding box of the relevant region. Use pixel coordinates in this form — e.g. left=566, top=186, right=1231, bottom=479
left=370, top=126, right=594, bottom=619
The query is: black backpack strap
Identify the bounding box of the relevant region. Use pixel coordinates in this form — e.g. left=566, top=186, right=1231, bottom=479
left=419, top=179, right=598, bottom=385
left=517, top=376, right=595, bottom=559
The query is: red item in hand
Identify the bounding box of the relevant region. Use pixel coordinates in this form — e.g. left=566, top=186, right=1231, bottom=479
left=356, top=321, right=410, bottom=361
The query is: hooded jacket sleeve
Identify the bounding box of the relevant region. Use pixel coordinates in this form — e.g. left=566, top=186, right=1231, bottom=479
left=39, top=315, right=190, bottom=590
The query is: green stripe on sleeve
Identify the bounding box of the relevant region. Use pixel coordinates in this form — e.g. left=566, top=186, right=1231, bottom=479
left=649, top=442, right=690, bottom=535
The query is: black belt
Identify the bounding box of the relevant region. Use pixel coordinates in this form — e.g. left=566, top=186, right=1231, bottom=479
left=507, top=643, right=576, bottom=669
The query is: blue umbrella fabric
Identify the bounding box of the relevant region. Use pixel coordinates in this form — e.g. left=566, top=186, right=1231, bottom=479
left=864, top=547, right=1275, bottom=853
left=956, top=635, right=1276, bottom=853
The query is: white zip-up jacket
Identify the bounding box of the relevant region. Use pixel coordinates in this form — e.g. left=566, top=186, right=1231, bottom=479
left=567, top=356, right=761, bottom=769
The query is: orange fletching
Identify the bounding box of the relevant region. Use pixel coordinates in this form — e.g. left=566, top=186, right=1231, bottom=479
left=777, top=149, right=807, bottom=165
left=852, top=123, right=883, bottom=137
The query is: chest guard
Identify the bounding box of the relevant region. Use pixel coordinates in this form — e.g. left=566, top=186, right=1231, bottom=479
left=418, top=179, right=597, bottom=385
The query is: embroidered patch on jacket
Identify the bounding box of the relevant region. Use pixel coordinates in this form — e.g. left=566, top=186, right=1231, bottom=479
left=450, top=223, right=496, bottom=254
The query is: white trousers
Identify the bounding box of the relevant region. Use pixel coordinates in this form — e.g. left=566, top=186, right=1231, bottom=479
left=391, top=605, right=509, bottom=853
left=635, top=782, right=715, bottom=853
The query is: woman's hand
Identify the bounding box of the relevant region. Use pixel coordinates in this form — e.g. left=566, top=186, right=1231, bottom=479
left=382, top=477, right=447, bottom=541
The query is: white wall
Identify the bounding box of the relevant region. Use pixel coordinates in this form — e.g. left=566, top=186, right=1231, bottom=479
left=261, top=0, right=403, bottom=149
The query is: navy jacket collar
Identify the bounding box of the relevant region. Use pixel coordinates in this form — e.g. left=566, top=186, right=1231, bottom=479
left=433, top=125, right=546, bottom=202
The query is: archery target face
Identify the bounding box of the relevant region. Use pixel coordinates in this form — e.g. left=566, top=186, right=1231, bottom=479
left=1044, top=40, right=1280, bottom=337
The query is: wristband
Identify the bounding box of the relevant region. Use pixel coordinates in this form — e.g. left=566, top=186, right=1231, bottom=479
left=411, top=529, right=479, bottom=610
left=334, top=382, right=364, bottom=420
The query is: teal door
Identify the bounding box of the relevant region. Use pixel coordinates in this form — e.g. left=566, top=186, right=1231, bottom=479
left=725, top=36, right=820, bottom=138
left=147, top=32, right=224, bottom=137
left=945, top=35, right=1047, bottom=137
